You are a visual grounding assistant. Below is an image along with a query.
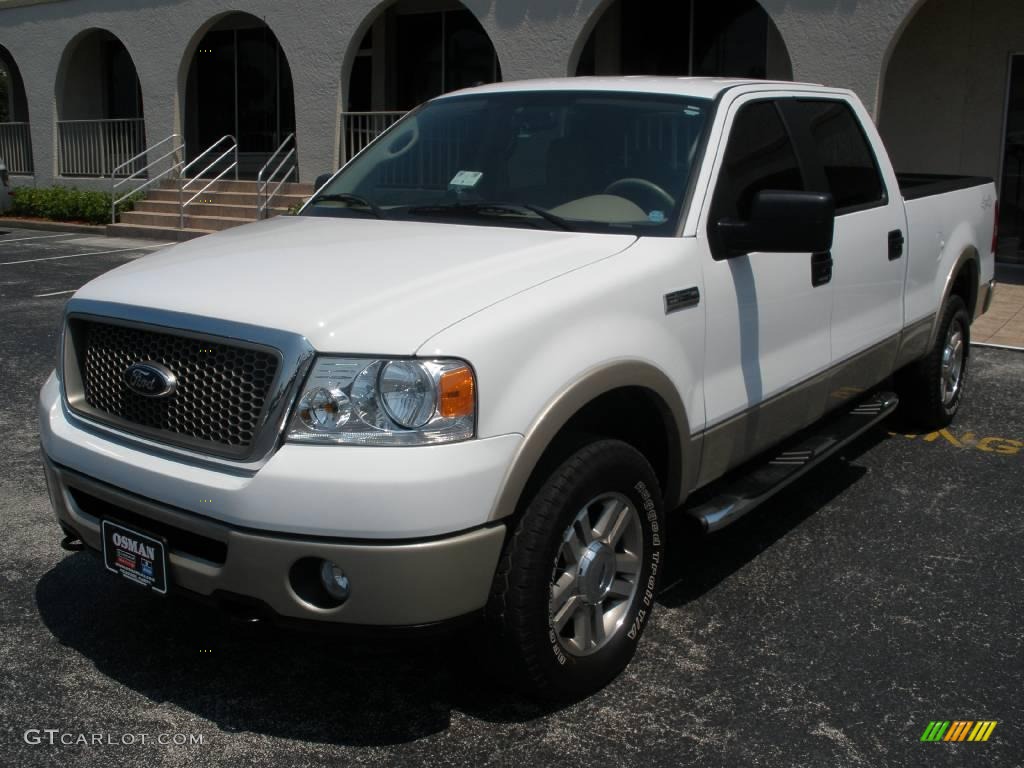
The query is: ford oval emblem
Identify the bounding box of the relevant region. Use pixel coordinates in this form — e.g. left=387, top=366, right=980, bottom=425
left=123, top=362, right=178, bottom=398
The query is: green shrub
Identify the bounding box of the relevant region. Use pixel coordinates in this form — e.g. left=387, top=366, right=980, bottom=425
left=6, top=186, right=141, bottom=225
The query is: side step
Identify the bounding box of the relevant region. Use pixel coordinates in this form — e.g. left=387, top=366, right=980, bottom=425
left=688, top=391, right=899, bottom=532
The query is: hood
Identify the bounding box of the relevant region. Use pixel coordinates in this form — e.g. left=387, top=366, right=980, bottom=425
left=75, top=216, right=637, bottom=353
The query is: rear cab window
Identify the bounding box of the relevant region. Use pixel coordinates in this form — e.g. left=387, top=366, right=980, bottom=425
left=781, top=99, right=888, bottom=214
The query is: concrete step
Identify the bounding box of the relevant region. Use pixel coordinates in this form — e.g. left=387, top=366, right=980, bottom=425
left=118, top=210, right=261, bottom=232
left=144, top=188, right=308, bottom=207
left=159, top=179, right=315, bottom=195
left=133, top=200, right=291, bottom=219
left=107, top=222, right=213, bottom=242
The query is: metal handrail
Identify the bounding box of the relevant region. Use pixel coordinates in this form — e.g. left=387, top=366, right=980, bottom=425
left=256, top=133, right=296, bottom=219
left=110, top=133, right=184, bottom=224
left=179, top=135, right=238, bottom=228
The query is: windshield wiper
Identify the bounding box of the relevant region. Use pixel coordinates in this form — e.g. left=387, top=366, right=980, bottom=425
left=406, top=202, right=575, bottom=231
left=308, top=192, right=385, bottom=219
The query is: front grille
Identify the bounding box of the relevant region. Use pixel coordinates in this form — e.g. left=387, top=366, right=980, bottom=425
left=69, top=319, right=279, bottom=457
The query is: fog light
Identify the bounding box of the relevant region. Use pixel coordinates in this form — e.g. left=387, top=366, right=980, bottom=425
left=319, top=560, right=351, bottom=602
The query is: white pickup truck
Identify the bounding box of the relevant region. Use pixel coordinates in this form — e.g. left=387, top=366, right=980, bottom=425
left=39, top=77, right=996, bottom=699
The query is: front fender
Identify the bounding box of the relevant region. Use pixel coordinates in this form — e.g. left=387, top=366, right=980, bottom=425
left=418, top=238, right=706, bottom=516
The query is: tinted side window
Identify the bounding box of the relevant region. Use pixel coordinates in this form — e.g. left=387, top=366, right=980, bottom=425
left=790, top=100, right=886, bottom=212
left=712, top=101, right=805, bottom=223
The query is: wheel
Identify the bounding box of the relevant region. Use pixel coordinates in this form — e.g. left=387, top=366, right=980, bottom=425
left=487, top=439, right=665, bottom=700
left=896, top=295, right=970, bottom=430
left=603, top=177, right=675, bottom=212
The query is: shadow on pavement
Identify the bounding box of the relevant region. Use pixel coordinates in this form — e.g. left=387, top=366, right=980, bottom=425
left=657, top=426, right=887, bottom=608
left=34, top=426, right=892, bottom=746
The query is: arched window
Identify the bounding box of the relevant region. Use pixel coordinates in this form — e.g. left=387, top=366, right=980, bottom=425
left=341, top=0, right=501, bottom=162
left=0, top=44, right=32, bottom=175
left=183, top=13, right=296, bottom=178
left=574, top=0, right=791, bottom=81
left=55, top=29, right=145, bottom=177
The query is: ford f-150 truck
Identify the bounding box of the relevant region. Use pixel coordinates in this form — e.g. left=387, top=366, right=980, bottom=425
left=39, top=77, right=997, bottom=699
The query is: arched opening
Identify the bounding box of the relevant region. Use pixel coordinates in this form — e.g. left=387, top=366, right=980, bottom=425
left=55, top=29, right=145, bottom=177
left=183, top=13, right=296, bottom=178
left=341, top=0, right=501, bottom=161
left=879, top=0, right=1024, bottom=260
left=573, top=0, right=792, bottom=81
left=0, top=44, right=32, bottom=175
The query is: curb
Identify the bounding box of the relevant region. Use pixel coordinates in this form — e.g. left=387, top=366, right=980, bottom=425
left=972, top=341, right=1024, bottom=352
left=0, top=218, right=107, bottom=235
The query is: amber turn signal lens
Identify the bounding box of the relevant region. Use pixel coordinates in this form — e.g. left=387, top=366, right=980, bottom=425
left=439, top=366, right=475, bottom=418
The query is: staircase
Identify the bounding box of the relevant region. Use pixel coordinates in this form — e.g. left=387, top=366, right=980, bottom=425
left=108, top=179, right=315, bottom=242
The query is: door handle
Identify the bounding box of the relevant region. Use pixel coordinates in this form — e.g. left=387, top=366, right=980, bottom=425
left=888, top=229, right=905, bottom=260
left=811, top=251, right=833, bottom=287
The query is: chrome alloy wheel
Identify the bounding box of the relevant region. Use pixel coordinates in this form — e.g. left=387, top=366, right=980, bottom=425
left=941, top=317, right=966, bottom=406
left=549, top=492, right=644, bottom=657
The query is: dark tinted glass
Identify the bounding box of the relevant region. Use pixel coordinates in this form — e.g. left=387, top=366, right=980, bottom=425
left=396, top=11, right=499, bottom=110
left=999, top=55, right=1024, bottom=245
left=693, top=0, right=769, bottom=78
left=313, top=92, right=712, bottom=235
left=713, top=101, right=804, bottom=221
left=790, top=100, right=885, bottom=211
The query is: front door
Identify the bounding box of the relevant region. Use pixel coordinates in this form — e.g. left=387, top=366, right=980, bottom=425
left=780, top=98, right=907, bottom=399
left=697, top=97, right=834, bottom=485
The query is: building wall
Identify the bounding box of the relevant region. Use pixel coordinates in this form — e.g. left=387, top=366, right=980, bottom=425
left=0, top=0, right=607, bottom=187
left=0, top=0, right=1011, bottom=194
left=760, top=0, right=920, bottom=113
left=879, top=0, right=1024, bottom=181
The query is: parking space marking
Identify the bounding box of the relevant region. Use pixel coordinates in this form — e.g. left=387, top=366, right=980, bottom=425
left=0, top=233, right=79, bottom=244
left=0, top=243, right=170, bottom=266
left=33, top=289, right=78, bottom=297
left=889, top=429, right=1023, bottom=455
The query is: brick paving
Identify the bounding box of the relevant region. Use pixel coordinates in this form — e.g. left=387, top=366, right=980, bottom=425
left=974, top=263, right=1024, bottom=348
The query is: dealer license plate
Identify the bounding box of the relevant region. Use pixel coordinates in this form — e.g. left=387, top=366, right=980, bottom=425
left=101, top=520, right=168, bottom=594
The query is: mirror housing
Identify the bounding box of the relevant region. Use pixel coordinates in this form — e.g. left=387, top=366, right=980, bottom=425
left=713, top=190, right=835, bottom=260
left=314, top=172, right=334, bottom=190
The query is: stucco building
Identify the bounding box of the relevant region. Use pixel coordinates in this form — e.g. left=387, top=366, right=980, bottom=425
left=1, top=0, right=1023, bottom=247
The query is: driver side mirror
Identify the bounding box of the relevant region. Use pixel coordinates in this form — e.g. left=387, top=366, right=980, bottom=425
left=712, top=190, right=835, bottom=260
left=315, top=172, right=334, bottom=190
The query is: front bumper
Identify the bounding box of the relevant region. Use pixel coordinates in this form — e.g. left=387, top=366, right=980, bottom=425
left=43, top=455, right=506, bottom=625
left=38, top=369, right=518, bottom=625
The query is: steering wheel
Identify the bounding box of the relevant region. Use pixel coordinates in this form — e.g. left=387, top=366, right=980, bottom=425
left=603, top=177, right=675, bottom=211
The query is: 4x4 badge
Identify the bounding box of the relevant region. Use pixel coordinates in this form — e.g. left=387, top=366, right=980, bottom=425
left=123, top=361, right=178, bottom=398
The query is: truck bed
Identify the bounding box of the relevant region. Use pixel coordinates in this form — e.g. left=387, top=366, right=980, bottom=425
left=897, top=172, right=993, bottom=201
left=898, top=173, right=997, bottom=327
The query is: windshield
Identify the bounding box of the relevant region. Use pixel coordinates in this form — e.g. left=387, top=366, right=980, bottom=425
left=304, top=91, right=712, bottom=235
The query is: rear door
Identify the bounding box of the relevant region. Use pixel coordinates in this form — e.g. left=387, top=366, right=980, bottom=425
left=696, top=97, right=833, bottom=484
left=780, top=98, right=907, bottom=399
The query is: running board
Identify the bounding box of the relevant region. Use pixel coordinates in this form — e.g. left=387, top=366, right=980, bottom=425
left=689, top=391, right=899, bottom=532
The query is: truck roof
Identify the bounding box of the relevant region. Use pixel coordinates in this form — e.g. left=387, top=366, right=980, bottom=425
left=437, top=76, right=838, bottom=102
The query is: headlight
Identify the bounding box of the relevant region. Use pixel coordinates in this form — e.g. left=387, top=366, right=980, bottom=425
left=287, top=357, right=475, bottom=445
left=378, top=361, right=436, bottom=428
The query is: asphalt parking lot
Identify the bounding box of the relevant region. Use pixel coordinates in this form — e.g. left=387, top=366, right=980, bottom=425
left=1, top=225, right=1021, bottom=767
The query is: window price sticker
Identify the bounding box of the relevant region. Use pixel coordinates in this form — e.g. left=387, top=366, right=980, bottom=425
left=449, top=170, right=483, bottom=188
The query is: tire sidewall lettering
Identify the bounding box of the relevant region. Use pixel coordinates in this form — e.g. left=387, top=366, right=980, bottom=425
left=546, top=476, right=662, bottom=662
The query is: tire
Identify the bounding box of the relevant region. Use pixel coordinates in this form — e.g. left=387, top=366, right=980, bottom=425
left=896, top=295, right=971, bottom=430
left=487, top=439, right=665, bottom=701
